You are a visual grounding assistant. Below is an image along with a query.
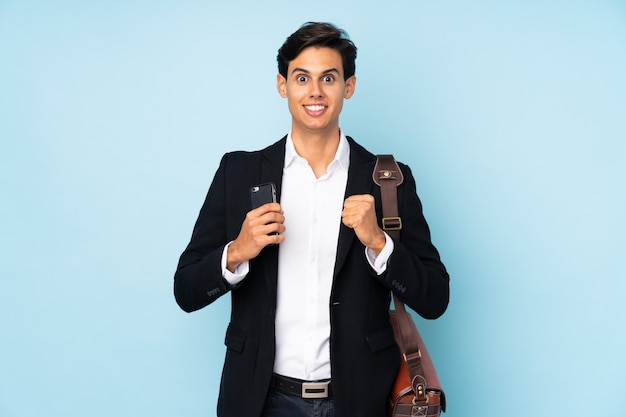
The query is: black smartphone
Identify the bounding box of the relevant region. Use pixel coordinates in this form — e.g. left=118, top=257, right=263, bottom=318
left=250, top=182, right=277, bottom=209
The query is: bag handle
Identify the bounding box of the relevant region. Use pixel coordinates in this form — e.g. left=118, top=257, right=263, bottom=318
left=374, top=154, right=428, bottom=403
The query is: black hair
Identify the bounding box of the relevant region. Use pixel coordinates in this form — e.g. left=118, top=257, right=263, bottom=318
left=277, top=22, right=357, bottom=80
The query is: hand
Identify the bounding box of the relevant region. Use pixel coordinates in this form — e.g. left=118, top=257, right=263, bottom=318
left=226, top=202, right=285, bottom=272
left=341, top=194, right=386, bottom=255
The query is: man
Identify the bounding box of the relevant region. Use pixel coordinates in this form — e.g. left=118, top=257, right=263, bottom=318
left=174, top=22, right=449, bottom=417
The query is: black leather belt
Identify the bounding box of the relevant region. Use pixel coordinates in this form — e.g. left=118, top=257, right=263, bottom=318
left=271, top=374, right=332, bottom=399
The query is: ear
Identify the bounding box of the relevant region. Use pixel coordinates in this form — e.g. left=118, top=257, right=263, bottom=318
left=276, top=74, right=287, bottom=98
left=344, top=75, right=356, bottom=99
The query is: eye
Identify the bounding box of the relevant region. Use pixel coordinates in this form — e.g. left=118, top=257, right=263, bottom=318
left=322, top=75, right=335, bottom=83
left=296, top=75, right=308, bottom=83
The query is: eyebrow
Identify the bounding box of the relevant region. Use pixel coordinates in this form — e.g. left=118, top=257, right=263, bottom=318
left=290, top=67, right=341, bottom=76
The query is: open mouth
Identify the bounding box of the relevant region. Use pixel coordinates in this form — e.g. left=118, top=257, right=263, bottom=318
left=304, top=104, right=327, bottom=115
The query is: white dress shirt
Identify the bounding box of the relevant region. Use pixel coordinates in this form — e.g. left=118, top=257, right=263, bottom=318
left=222, top=130, right=393, bottom=381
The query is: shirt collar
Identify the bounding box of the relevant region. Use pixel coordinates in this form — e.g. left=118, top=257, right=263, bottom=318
left=285, top=129, right=350, bottom=171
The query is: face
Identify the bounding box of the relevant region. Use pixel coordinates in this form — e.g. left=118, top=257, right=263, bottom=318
left=277, top=46, right=356, bottom=138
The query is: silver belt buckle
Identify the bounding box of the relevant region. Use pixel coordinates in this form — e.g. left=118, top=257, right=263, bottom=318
left=301, top=381, right=329, bottom=399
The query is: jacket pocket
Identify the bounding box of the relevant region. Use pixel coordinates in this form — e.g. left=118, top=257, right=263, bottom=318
left=365, top=324, right=396, bottom=353
left=224, top=324, right=246, bottom=353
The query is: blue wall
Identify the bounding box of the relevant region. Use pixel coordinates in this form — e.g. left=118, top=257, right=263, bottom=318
left=1, top=1, right=625, bottom=416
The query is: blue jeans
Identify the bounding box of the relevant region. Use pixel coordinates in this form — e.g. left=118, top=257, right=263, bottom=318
left=261, top=388, right=336, bottom=417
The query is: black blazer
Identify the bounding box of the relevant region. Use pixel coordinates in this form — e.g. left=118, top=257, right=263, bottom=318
left=174, top=136, right=449, bottom=417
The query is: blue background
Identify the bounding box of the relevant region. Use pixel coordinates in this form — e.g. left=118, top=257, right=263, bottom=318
left=1, top=1, right=625, bottom=416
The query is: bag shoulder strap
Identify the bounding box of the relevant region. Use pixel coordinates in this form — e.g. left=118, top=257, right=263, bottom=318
left=374, top=154, right=430, bottom=403
left=373, top=155, right=404, bottom=241
left=374, top=154, right=446, bottom=411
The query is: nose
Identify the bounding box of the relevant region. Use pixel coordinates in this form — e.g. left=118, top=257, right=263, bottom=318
left=309, top=80, right=323, bottom=98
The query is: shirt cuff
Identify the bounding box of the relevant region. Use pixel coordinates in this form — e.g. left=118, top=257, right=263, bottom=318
left=365, top=232, right=394, bottom=275
left=221, top=241, right=249, bottom=286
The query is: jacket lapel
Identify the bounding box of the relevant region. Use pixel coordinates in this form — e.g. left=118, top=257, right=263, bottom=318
left=260, top=136, right=287, bottom=201
left=259, top=137, right=287, bottom=309
left=333, top=137, right=377, bottom=279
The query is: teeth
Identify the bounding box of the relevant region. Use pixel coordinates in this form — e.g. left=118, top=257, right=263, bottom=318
left=306, top=105, right=325, bottom=111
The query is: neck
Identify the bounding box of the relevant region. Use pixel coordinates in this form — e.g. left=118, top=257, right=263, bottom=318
left=291, top=127, right=341, bottom=179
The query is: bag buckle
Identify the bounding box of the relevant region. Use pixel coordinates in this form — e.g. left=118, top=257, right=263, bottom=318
left=382, top=216, right=402, bottom=231
left=302, top=381, right=330, bottom=399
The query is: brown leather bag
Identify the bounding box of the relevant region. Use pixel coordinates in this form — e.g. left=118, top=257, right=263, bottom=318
left=373, top=155, right=446, bottom=417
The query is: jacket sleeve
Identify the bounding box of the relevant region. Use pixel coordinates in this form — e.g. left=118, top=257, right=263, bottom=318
left=380, top=163, right=450, bottom=319
left=173, top=154, right=233, bottom=313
